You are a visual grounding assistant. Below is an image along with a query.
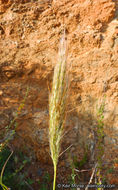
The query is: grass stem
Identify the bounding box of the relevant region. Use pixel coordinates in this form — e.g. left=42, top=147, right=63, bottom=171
left=53, top=162, right=57, bottom=190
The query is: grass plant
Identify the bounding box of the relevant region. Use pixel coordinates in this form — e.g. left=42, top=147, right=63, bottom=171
left=0, top=147, right=31, bottom=190
left=95, top=96, right=106, bottom=189
left=0, top=87, right=29, bottom=190
left=49, top=30, right=69, bottom=190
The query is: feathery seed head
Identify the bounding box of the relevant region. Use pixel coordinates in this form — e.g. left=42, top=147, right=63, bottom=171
left=49, top=31, right=68, bottom=166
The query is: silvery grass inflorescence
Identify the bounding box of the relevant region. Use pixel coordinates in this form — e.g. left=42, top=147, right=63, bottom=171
left=49, top=31, right=69, bottom=190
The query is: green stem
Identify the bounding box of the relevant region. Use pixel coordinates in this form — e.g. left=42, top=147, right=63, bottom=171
left=53, top=162, right=57, bottom=190
left=1, top=183, right=8, bottom=190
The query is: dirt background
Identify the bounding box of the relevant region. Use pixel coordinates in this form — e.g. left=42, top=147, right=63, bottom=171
left=0, top=0, right=118, bottom=188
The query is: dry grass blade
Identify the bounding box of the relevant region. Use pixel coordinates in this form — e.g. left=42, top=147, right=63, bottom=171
left=0, top=146, right=13, bottom=190
left=85, top=163, right=98, bottom=190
